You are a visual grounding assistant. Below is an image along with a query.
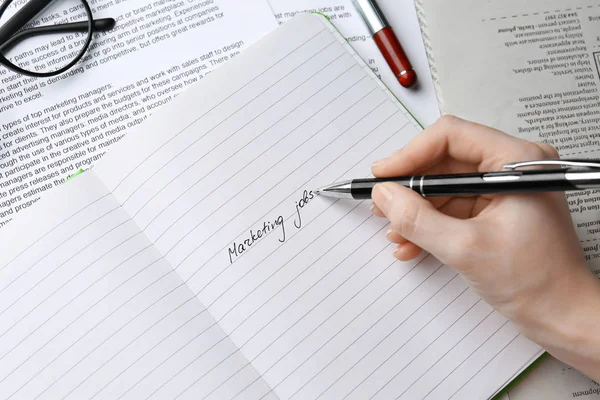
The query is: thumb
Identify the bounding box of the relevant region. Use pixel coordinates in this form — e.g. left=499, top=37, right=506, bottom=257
left=372, top=182, right=475, bottom=265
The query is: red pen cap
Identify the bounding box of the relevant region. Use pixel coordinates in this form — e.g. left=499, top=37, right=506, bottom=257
left=353, top=0, right=417, bottom=88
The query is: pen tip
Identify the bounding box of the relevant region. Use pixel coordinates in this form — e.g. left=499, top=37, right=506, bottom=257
left=314, top=185, right=329, bottom=195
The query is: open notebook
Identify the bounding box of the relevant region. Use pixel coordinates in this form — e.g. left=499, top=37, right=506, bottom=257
left=0, top=14, right=542, bottom=400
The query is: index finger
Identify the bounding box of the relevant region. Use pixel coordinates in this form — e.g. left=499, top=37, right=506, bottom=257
left=372, top=115, right=544, bottom=178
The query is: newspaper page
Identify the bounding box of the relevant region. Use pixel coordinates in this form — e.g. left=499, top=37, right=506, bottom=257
left=0, top=0, right=277, bottom=229
left=415, top=0, right=600, bottom=398
left=416, top=0, right=600, bottom=264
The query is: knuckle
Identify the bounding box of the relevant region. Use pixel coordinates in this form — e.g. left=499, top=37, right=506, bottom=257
left=437, top=115, right=462, bottom=130
left=455, top=225, right=479, bottom=251
left=539, top=142, right=560, bottom=158
left=524, top=142, right=547, bottom=159
left=394, top=202, right=421, bottom=239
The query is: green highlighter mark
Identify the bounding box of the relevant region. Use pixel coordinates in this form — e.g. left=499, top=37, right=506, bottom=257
left=310, top=11, right=331, bottom=20
left=66, top=168, right=85, bottom=182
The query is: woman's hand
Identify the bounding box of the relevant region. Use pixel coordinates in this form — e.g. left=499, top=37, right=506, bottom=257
left=371, top=115, right=600, bottom=381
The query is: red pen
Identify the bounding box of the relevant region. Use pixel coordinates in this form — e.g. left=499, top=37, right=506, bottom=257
left=353, top=0, right=417, bottom=88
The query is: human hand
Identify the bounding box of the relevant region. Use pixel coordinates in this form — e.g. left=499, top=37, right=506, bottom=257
left=371, top=116, right=600, bottom=379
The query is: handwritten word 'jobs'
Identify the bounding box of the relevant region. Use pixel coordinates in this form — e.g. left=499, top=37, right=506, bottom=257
left=227, top=190, right=315, bottom=264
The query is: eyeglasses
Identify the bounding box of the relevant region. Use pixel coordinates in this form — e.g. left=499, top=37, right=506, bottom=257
left=0, top=0, right=115, bottom=77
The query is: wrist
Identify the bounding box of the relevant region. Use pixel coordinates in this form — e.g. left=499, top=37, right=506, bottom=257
left=514, top=267, right=600, bottom=381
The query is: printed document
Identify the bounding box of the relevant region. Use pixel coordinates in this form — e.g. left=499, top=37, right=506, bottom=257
left=0, top=0, right=277, bottom=229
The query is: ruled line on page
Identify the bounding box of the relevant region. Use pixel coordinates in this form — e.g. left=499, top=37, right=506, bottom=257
left=393, top=303, right=493, bottom=399
left=127, top=40, right=343, bottom=216
left=295, top=270, right=474, bottom=400
left=3, top=96, right=394, bottom=396
left=55, top=296, right=206, bottom=400
left=223, top=230, right=422, bottom=391
left=202, top=238, right=397, bottom=400
left=294, top=274, right=463, bottom=398
left=143, top=71, right=370, bottom=239
left=234, top=241, right=398, bottom=352
left=7, top=95, right=396, bottom=398
left=163, top=94, right=387, bottom=271
left=110, top=27, right=329, bottom=195
left=78, top=308, right=209, bottom=400
left=191, top=123, right=406, bottom=311
left=0, top=228, right=142, bottom=339
left=227, top=253, right=430, bottom=400
left=138, top=207, right=375, bottom=399
left=447, top=329, right=519, bottom=400
left=195, top=122, right=405, bottom=309
left=0, top=221, right=138, bottom=335
left=0, top=193, right=111, bottom=274
left=93, top=131, right=403, bottom=399
left=421, top=318, right=510, bottom=399
left=1, top=16, right=423, bottom=400
left=90, top=313, right=218, bottom=399
left=15, top=113, right=394, bottom=400
left=267, top=264, right=451, bottom=395
left=0, top=244, right=156, bottom=379
left=139, top=331, right=235, bottom=400
left=350, top=301, right=497, bottom=400
left=213, top=208, right=378, bottom=324
left=173, top=224, right=400, bottom=400
left=256, top=261, right=445, bottom=399
left=0, top=205, right=122, bottom=296
left=111, top=321, right=222, bottom=400
left=386, top=298, right=485, bottom=399
left=220, top=245, right=416, bottom=399
left=5, top=273, right=192, bottom=399
left=215, top=181, right=391, bottom=331
left=311, top=281, right=469, bottom=399
left=180, top=106, right=400, bottom=296
left=385, top=303, right=492, bottom=399
left=0, top=256, right=169, bottom=390
left=136, top=57, right=357, bottom=227
left=0, top=214, right=131, bottom=312
left=160, top=88, right=384, bottom=258
left=26, top=294, right=199, bottom=400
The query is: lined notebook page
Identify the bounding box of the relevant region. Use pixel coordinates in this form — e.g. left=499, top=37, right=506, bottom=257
left=94, top=13, right=543, bottom=400
left=0, top=175, right=273, bottom=397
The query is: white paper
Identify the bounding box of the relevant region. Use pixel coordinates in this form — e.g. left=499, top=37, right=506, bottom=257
left=0, top=0, right=277, bottom=229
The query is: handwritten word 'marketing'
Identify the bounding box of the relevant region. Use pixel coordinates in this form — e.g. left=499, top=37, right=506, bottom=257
left=227, top=216, right=285, bottom=263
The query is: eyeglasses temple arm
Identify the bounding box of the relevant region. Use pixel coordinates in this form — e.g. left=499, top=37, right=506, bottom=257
left=0, top=17, right=115, bottom=52
left=0, top=0, right=54, bottom=46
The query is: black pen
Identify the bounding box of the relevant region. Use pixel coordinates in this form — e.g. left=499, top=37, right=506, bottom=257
left=315, top=159, right=600, bottom=199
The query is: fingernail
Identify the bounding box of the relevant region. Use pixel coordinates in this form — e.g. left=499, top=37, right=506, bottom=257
left=373, top=183, right=393, bottom=213
left=393, top=247, right=402, bottom=259
left=385, top=228, right=395, bottom=241
left=372, top=157, right=388, bottom=169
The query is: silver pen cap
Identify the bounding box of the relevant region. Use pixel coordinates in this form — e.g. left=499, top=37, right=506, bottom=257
left=352, top=0, right=389, bottom=35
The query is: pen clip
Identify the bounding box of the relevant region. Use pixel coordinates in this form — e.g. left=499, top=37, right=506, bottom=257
left=503, top=159, right=600, bottom=170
